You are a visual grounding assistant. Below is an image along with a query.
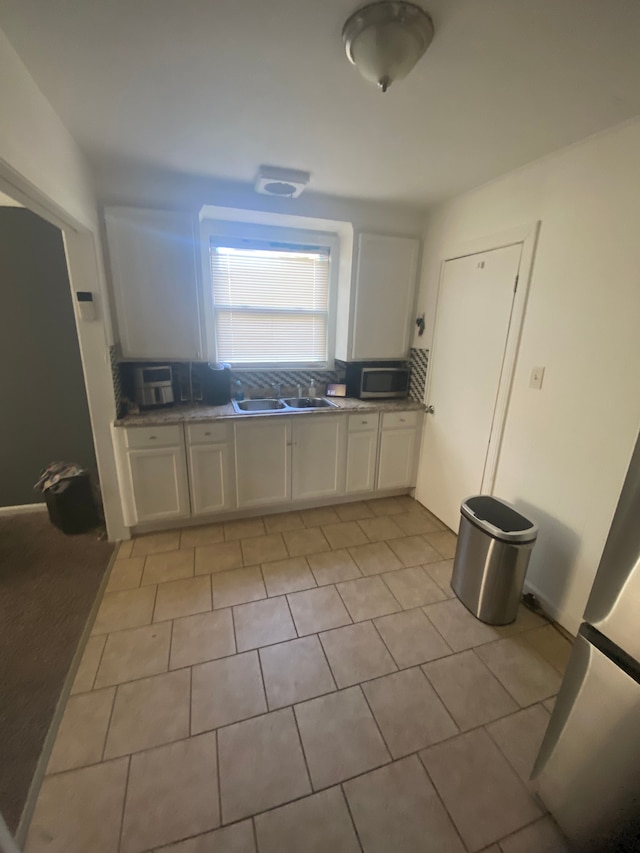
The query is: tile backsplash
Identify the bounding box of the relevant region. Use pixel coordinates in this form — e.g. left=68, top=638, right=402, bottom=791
left=114, top=361, right=346, bottom=414
left=112, top=355, right=428, bottom=413
left=409, top=348, right=429, bottom=403
left=230, top=367, right=343, bottom=394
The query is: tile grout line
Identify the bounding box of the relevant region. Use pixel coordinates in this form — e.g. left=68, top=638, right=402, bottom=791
left=376, top=570, right=406, bottom=612
left=254, top=645, right=270, bottom=714
left=250, top=815, right=259, bottom=852
left=44, top=680, right=558, bottom=784
left=67, top=612, right=560, bottom=705
left=188, top=665, right=193, bottom=737
left=339, top=783, right=366, bottom=853
left=116, top=754, right=132, bottom=853
left=215, top=728, right=223, bottom=829
left=290, top=701, right=316, bottom=796
left=415, top=751, right=472, bottom=853
left=369, top=616, right=405, bottom=672
left=90, top=633, right=110, bottom=692
left=357, top=683, right=395, bottom=764
left=315, top=629, right=339, bottom=692
left=167, top=618, right=175, bottom=672
left=282, top=592, right=300, bottom=639
left=100, top=677, right=121, bottom=763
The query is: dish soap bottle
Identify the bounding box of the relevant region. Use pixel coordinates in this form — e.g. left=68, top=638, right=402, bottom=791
left=234, top=379, right=244, bottom=402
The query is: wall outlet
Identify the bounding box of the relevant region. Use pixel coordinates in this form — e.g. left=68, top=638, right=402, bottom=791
left=529, top=366, right=545, bottom=390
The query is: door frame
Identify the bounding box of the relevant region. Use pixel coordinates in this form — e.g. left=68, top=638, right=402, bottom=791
left=0, top=162, right=127, bottom=540
left=425, top=221, right=540, bottom=496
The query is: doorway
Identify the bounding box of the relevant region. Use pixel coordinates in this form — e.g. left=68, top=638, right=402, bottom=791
left=0, top=205, right=97, bottom=506
left=0, top=192, right=115, bottom=843
left=417, top=226, right=538, bottom=531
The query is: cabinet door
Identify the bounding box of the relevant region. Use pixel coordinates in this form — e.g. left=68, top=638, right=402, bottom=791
left=377, top=428, right=417, bottom=490
left=352, top=233, right=419, bottom=360
left=346, top=430, right=378, bottom=494
left=105, top=207, right=202, bottom=359
left=127, top=446, right=190, bottom=523
left=188, top=442, right=236, bottom=515
left=292, top=416, right=346, bottom=501
left=235, top=419, right=291, bottom=508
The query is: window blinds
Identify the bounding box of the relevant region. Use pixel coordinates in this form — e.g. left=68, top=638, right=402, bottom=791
left=210, top=242, right=330, bottom=364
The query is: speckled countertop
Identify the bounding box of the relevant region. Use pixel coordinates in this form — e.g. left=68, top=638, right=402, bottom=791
left=115, top=397, right=425, bottom=427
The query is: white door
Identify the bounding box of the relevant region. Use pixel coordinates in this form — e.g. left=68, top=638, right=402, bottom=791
left=377, top=429, right=417, bottom=490
left=418, top=243, right=523, bottom=530
left=292, top=416, right=347, bottom=501
left=235, top=419, right=291, bottom=508
left=127, top=446, right=190, bottom=523
left=188, top=443, right=235, bottom=515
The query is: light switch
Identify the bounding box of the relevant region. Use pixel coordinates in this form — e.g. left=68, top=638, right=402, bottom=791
left=529, top=366, right=545, bottom=390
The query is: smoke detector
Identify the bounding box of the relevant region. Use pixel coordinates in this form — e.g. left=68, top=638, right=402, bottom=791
left=255, top=166, right=310, bottom=198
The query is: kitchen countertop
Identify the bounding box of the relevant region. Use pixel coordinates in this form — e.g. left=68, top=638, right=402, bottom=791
left=114, top=397, right=425, bottom=427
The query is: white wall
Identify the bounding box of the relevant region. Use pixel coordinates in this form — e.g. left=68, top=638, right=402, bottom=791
left=0, top=27, right=126, bottom=539
left=414, top=119, right=640, bottom=633
left=95, top=163, right=425, bottom=236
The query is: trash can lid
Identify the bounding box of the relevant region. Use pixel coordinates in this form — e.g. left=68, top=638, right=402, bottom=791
left=460, top=496, right=538, bottom=543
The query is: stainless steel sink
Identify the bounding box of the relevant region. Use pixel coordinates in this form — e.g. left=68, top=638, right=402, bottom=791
left=232, top=398, right=287, bottom=413
left=282, top=397, right=338, bottom=409
left=232, top=396, right=338, bottom=413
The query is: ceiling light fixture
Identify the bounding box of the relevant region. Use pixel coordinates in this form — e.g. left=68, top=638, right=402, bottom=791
left=343, top=1, right=434, bottom=93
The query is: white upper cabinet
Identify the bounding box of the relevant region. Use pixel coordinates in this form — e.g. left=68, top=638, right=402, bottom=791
left=350, top=233, right=420, bottom=361
left=104, top=207, right=203, bottom=360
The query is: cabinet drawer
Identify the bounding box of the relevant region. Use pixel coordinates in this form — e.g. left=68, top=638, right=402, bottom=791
left=381, top=410, right=419, bottom=430
left=186, top=422, right=229, bottom=445
left=124, top=425, right=183, bottom=449
left=348, top=413, right=379, bottom=432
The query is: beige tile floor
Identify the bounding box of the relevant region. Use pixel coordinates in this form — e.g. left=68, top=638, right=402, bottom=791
left=25, top=496, right=572, bottom=853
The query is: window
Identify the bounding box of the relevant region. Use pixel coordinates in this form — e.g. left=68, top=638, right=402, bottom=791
left=209, top=238, right=332, bottom=366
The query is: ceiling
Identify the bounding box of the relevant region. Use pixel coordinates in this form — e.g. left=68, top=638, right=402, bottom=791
left=1, top=0, right=640, bottom=207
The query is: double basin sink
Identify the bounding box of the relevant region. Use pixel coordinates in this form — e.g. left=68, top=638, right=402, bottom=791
left=232, top=397, right=338, bottom=414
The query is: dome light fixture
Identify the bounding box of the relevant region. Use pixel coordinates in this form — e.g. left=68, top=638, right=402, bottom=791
left=342, top=1, right=434, bottom=93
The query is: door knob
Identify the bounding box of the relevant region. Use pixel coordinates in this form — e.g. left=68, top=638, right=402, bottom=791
left=425, top=405, right=435, bottom=414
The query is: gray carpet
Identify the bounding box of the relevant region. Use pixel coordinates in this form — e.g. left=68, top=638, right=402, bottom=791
left=0, top=511, right=114, bottom=833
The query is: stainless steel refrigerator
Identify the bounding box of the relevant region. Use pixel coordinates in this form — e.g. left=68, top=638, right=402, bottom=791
left=532, top=432, right=640, bottom=847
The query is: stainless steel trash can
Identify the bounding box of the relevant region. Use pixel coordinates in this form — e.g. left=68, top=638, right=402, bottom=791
left=451, top=496, right=538, bottom=625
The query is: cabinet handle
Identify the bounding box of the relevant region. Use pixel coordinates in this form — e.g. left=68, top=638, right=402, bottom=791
left=399, top=418, right=406, bottom=423
left=149, top=435, right=157, bottom=440
left=361, top=420, right=367, bottom=424
left=204, top=431, right=211, bottom=436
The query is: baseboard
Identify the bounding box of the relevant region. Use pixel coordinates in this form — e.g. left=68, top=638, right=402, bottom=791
left=0, top=503, right=46, bottom=517
left=132, top=489, right=413, bottom=536
left=523, top=580, right=579, bottom=637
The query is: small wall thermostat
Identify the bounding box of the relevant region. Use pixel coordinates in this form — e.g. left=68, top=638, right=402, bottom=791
left=76, top=291, right=97, bottom=321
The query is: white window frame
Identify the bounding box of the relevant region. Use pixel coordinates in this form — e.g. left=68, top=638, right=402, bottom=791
left=200, top=219, right=340, bottom=370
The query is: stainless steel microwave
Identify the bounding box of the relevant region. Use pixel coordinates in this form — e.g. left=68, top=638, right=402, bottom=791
left=345, top=363, right=410, bottom=399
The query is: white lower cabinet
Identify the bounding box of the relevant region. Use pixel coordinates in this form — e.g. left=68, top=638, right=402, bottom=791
left=186, top=422, right=236, bottom=515
left=126, top=445, right=190, bottom=524
left=117, top=407, right=422, bottom=528
left=235, top=418, right=291, bottom=508
left=346, top=413, right=379, bottom=494
left=292, top=415, right=347, bottom=501
left=376, top=410, right=421, bottom=490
